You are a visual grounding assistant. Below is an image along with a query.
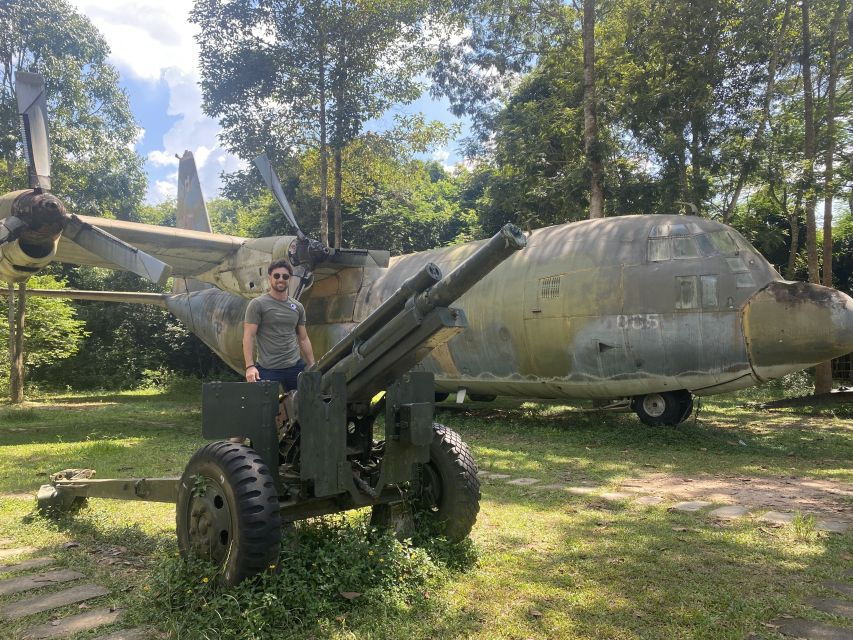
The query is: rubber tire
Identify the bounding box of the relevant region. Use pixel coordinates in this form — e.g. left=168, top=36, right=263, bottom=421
left=633, top=390, right=693, bottom=426
left=177, top=442, right=281, bottom=586
left=434, top=392, right=450, bottom=403
left=413, top=424, right=481, bottom=541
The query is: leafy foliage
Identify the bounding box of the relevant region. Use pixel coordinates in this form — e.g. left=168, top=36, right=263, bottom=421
left=0, top=275, right=87, bottom=371
left=0, top=0, right=145, bottom=219
left=143, top=516, right=469, bottom=639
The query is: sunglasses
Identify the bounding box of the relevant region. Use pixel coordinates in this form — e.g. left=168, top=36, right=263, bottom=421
left=272, top=273, right=290, bottom=280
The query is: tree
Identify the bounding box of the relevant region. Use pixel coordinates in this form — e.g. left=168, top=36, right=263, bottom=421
left=0, top=0, right=146, bottom=219
left=581, top=0, right=604, bottom=218
left=1, top=0, right=145, bottom=400
left=429, top=0, right=566, bottom=153
left=0, top=275, right=87, bottom=399
left=192, top=0, right=435, bottom=247
left=815, top=0, right=849, bottom=394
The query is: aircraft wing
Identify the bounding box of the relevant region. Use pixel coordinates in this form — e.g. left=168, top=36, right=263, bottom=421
left=55, top=215, right=390, bottom=280
left=56, top=215, right=244, bottom=277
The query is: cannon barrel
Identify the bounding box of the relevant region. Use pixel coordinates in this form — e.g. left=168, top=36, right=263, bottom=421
left=313, top=262, right=442, bottom=375
left=323, top=224, right=527, bottom=401
left=421, top=223, right=527, bottom=311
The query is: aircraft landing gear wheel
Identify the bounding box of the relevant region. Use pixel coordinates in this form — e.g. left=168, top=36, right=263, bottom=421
left=409, top=423, right=481, bottom=541
left=177, top=442, right=281, bottom=586
left=633, top=390, right=693, bottom=426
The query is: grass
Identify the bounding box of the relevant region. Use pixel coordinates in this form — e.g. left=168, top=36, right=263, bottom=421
left=0, top=386, right=851, bottom=639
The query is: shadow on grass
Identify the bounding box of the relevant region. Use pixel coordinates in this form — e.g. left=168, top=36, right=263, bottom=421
left=437, top=402, right=852, bottom=489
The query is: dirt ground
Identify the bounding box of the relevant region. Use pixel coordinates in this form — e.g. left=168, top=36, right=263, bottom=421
left=618, top=472, right=853, bottom=520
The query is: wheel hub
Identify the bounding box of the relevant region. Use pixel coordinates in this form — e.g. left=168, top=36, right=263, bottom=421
left=185, top=479, right=233, bottom=563
left=416, top=463, right=443, bottom=512
left=642, top=393, right=667, bottom=418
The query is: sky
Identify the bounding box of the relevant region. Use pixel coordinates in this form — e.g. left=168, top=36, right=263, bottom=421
left=70, top=0, right=467, bottom=204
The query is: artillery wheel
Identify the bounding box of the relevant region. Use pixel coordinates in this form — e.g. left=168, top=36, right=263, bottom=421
left=632, top=391, right=693, bottom=426
left=177, top=442, right=281, bottom=586
left=410, top=423, right=480, bottom=541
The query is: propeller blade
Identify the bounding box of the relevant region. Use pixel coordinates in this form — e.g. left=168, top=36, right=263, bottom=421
left=15, top=72, right=52, bottom=191
left=253, top=153, right=305, bottom=239
left=64, top=215, right=172, bottom=285
left=0, top=216, right=25, bottom=247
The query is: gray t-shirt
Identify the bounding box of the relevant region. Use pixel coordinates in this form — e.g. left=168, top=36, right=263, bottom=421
left=245, top=294, right=306, bottom=369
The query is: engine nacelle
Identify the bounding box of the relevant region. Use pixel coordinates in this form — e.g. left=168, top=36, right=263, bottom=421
left=0, top=236, right=59, bottom=283
left=0, top=189, right=66, bottom=284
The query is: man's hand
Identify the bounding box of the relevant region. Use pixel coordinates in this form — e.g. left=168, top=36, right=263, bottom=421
left=246, top=365, right=260, bottom=382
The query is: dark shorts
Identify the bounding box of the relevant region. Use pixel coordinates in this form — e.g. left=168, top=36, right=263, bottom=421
left=257, top=361, right=305, bottom=392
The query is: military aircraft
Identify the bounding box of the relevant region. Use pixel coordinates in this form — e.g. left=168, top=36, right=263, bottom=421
left=7, top=73, right=853, bottom=426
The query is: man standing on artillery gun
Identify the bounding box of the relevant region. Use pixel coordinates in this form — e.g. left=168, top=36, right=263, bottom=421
left=243, top=260, right=316, bottom=388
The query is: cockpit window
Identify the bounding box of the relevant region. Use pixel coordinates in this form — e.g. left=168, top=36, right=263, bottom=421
left=647, top=225, right=740, bottom=262
left=648, top=237, right=670, bottom=261
left=708, top=231, right=738, bottom=256
left=672, top=236, right=699, bottom=259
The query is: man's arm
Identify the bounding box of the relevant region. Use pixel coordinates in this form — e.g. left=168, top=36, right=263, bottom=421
left=243, top=322, right=260, bottom=382
left=297, top=325, right=315, bottom=366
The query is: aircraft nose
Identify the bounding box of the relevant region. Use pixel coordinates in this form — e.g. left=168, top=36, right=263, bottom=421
left=743, top=280, right=853, bottom=381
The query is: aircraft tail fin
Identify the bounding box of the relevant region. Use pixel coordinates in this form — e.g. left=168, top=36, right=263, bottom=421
left=175, top=150, right=214, bottom=294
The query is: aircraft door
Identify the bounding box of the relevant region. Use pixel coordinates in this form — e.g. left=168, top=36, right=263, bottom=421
left=522, top=273, right=573, bottom=380
left=522, top=267, right=627, bottom=387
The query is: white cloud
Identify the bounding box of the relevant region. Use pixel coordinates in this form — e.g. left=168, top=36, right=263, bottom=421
left=431, top=149, right=450, bottom=163
left=71, top=0, right=244, bottom=203
left=153, top=179, right=177, bottom=200
left=147, top=149, right=178, bottom=167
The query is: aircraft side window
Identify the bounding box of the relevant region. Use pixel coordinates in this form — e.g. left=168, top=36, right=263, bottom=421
left=675, top=275, right=699, bottom=310
left=648, top=237, right=671, bottom=261
left=700, top=275, right=718, bottom=308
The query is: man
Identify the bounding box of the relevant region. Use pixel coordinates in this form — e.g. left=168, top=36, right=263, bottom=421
left=243, top=260, right=315, bottom=390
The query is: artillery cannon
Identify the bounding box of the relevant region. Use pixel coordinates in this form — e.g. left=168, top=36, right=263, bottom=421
left=37, top=224, right=527, bottom=584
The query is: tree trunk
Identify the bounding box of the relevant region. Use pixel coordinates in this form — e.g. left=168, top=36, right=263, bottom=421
left=333, top=148, right=343, bottom=249
left=582, top=0, right=604, bottom=218
left=690, top=118, right=702, bottom=214
left=332, top=1, right=347, bottom=249
left=723, top=0, right=793, bottom=223
left=318, top=32, right=330, bottom=247
left=8, top=282, right=25, bottom=404
left=786, top=189, right=803, bottom=279
left=815, top=0, right=847, bottom=395
left=7, top=284, right=15, bottom=400
left=802, top=0, right=819, bottom=285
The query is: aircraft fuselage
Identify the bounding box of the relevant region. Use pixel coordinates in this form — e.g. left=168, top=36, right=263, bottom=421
left=162, top=215, right=853, bottom=402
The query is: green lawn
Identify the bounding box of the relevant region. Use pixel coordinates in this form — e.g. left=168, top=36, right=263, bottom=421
left=0, top=388, right=850, bottom=639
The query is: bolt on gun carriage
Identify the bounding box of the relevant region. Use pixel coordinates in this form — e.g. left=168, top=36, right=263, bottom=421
left=37, top=224, right=527, bottom=584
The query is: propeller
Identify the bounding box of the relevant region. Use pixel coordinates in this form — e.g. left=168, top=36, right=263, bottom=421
left=253, top=153, right=306, bottom=241
left=15, top=71, right=52, bottom=191
left=11, top=72, right=172, bottom=285
left=253, top=153, right=329, bottom=298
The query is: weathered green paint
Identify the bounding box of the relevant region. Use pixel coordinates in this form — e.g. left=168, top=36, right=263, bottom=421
left=18, top=153, right=853, bottom=404
left=201, top=380, right=280, bottom=474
